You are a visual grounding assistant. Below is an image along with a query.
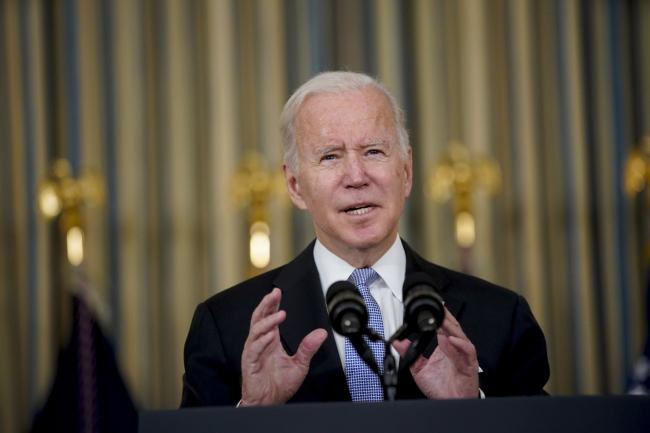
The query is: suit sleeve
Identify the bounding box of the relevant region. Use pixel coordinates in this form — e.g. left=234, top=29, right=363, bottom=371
left=499, top=294, right=550, bottom=396
left=181, top=302, right=241, bottom=407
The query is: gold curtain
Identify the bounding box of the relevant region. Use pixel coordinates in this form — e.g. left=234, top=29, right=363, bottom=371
left=1, top=0, right=649, bottom=431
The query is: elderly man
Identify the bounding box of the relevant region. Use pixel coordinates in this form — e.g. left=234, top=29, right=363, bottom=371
left=181, top=71, right=549, bottom=407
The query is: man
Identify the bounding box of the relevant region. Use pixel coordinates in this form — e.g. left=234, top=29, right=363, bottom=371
left=181, top=71, right=549, bottom=407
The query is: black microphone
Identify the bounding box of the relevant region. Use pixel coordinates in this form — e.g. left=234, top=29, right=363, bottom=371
left=326, top=280, right=368, bottom=336
left=326, top=281, right=381, bottom=376
left=403, top=272, right=444, bottom=333
left=400, top=273, right=445, bottom=370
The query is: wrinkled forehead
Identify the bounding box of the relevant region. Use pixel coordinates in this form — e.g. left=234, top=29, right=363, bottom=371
left=294, top=87, right=397, bottom=142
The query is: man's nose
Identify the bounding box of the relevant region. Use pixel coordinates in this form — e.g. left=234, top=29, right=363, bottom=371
left=343, top=155, right=369, bottom=187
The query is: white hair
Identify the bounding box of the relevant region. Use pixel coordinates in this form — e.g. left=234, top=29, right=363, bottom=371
left=280, top=71, right=409, bottom=172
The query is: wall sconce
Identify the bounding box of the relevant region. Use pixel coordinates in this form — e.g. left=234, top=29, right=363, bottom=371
left=625, top=135, right=650, bottom=264
left=232, top=151, right=286, bottom=272
left=625, top=136, right=650, bottom=197
left=37, top=159, right=105, bottom=267
left=427, top=141, right=501, bottom=249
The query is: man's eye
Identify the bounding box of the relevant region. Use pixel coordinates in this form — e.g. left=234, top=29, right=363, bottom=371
left=367, top=149, right=385, bottom=156
left=321, top=154, right=337, bottom=161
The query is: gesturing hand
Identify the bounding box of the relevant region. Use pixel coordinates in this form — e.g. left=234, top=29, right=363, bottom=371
left=240, top=288, right=328, bottom=406
left=393, top=307, right=479, bottom=399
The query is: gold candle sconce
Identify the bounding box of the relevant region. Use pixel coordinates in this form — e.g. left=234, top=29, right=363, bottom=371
left=38, top=159, right=105, bottom=267
left=625, top=135, right=650, bottom=262
left=232, top=151, right=287, bottom=272
left=428, top=141, right=501, bottom=249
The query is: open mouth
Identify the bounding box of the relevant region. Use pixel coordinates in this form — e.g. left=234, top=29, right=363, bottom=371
left=344, top=205, right=375, bottom=216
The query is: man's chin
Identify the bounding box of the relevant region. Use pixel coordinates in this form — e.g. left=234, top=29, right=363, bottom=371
left=341, top=232, right=392, bottom=253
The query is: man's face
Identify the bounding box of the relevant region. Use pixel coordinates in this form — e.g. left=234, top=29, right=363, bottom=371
left=284, top=87, right=413, bottom=263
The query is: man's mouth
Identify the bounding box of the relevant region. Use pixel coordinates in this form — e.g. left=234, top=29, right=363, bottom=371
left=344, top=205, right=375, bottom=216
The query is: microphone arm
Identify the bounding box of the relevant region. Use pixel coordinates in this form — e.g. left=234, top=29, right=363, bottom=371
left=397, top=331, right=436, bottom=372
left=347, top=334, right=381, bottom=377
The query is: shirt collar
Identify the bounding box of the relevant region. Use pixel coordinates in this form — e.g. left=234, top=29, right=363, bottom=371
left=314, top=235, right=405, bottom=302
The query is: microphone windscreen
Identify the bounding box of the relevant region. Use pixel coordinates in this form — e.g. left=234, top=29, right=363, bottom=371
left=326, top=280, right=357, bottom=305
left=403, top=272, right=444, bottom=332
left=326, top=280, right=367, bottom=336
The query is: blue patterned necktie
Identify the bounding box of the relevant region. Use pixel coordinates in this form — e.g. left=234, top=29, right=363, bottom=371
left=344, top=267, right=385, bottom=402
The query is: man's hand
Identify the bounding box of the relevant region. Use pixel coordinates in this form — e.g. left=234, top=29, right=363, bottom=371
left=240, top=287, right=328, bottom=406
left=393, top=307, right=479, bottom=399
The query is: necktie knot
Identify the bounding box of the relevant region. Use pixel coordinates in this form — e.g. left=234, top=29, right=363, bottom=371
left=348, top=267, right=379, bottom=292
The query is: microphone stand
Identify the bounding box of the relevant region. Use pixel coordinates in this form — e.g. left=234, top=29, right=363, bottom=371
left=351, top=326, right=434, bottom=402
left=365, top=329, right=399, bottom=401
left=383, top=343, right=398, bottom=401
left=382, top=325, right=433, bottom=401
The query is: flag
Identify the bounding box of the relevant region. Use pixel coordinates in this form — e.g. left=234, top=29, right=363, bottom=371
left=31, top=293, right=137, bottom=433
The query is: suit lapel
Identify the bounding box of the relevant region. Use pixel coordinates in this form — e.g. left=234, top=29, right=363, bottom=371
left=272, top=242, right=350, bottom=401
left=402, top=239, right=465, bottom=318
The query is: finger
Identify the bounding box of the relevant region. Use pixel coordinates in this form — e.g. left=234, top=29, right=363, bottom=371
left=250, top=288, right=282, bottom=327
left=435, top=334, right=465, bottom=369
left=392, top=339, right=429, bottom=374
left=447, top=335, right=478, bottom=365
left=438, top=323, right=478, bottom=369
left=441, top=307, right=462, bottom=329
left=248, top=310, right=286, bottom=341
left=436, top=333, right=458, bottom=357
left=244, top=328, right=277, bottom=363
left=438, top=334, right=477, bottom=370
left=392, top=339, right=412, bottom=357
left=293, top=329, right=328, bottom=367
left=243, top=310, right=286, bottom=365
left=258, top=287, right=282, bottom=319
left=439, top=307, right=469, bottom=340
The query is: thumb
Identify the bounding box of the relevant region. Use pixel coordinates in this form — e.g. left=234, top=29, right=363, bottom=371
left=392, top=339, right=412, bottom=357
left=293, top=328, right=328, bottom=367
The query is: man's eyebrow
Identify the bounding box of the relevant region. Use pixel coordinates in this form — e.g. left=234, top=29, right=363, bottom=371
left=361, top=139, right=389, bottom=148
left=314, top=144, right=343, bottom=155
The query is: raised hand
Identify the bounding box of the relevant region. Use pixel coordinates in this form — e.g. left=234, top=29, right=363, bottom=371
left=393, top=307, right=479, bottom=399
left=240, top=287, right=328, bottom=406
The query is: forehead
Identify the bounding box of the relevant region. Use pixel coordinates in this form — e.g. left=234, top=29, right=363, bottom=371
left=294, top=87, right=396, bottom=143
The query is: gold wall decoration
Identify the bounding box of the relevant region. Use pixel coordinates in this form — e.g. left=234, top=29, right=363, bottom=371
left=625, top=136, right=650, bottom=198
left=625, top=135, right=650, bottom=264
left=37, top=159, right=105, bottom=267
left=427, top=141, right=501, bottom=249
left=232, top=151, right=287, bottom=272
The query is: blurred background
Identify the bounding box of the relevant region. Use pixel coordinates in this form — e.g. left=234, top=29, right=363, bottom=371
left=1, top=0, right=649, bottom=431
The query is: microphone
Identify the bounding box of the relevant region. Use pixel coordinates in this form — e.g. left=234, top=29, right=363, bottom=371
left=326, top=280, right=368, bottom=336
left=326, top=281, right=381, bottom=376
left=400, top=272, right=445, bottom=370
left=403, top=272, right=444, bottom=333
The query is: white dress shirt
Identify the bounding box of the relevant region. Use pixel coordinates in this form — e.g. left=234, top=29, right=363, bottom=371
left=314, top=235, right=405, bottom=365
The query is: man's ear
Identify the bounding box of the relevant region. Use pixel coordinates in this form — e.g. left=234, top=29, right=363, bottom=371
left=283, top=164, right=308, bottom=210
left=403, top=146, right=414, bottom=197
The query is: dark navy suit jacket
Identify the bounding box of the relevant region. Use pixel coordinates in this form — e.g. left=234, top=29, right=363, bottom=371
left=181, top=240, right=549, bottom=406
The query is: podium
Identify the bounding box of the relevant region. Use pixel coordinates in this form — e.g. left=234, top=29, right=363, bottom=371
left=140, top=396, right=650, bottom=433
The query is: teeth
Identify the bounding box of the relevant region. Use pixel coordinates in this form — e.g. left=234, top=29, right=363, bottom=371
left=347, top=206, right=371, bottom=215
